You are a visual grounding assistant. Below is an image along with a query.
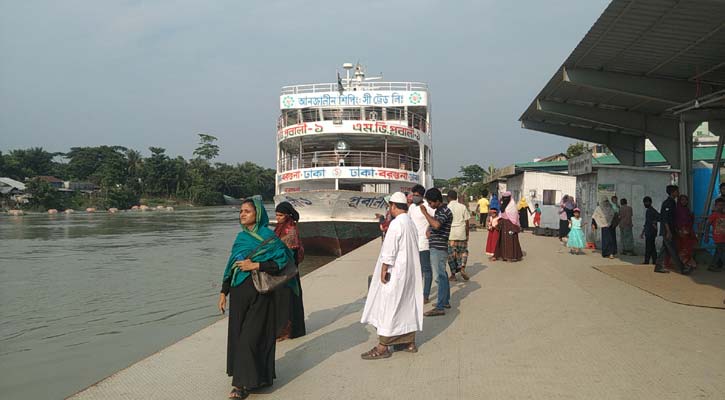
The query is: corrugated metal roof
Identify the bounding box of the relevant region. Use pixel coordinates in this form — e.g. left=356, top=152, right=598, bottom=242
left=520, top=0, right=725, bottom=157
left=515, top=146, right=725, bottom=169
left=0, top=177, right=27, bottom=190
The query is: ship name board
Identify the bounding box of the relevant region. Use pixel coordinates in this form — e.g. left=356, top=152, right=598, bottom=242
left=278, top=167, right=420, bottom=184
left=278, top=121, right=423, bottom=142
left=280, top=90, right=427, bottom=109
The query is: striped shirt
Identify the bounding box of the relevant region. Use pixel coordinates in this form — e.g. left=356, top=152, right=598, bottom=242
left=429, top=205, right=453, bottom=251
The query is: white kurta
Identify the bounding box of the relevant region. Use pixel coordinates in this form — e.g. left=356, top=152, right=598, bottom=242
left=360, top=213, right=424, bottom=337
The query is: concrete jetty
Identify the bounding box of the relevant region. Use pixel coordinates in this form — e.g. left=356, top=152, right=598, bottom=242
left=71, top=232, right=725, bottom=399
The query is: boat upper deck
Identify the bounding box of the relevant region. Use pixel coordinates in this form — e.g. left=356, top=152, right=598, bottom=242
left=281, top=81, right=428, bottom=95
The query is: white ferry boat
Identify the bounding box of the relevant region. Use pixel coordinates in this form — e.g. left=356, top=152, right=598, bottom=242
left=274, top=63, right=434, bottom=255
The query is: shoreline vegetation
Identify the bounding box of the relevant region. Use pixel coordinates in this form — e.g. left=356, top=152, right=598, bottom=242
left=1, top=134, right=276, bottom=213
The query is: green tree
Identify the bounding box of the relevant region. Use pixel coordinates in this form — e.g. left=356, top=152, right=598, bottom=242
left=106, top=186, right=140, bottom=209
left=433, top=178, right=449, bottom=188
left=143, top=147, right=175, bottom=196
left=2, top=147, right=59, bottom=180
left=459, top=164, right=486, bottom=185
left=193, top=133, right=220, bottom=161
left=25, top=178, right=62, bottom=210
left=566, top=142, right=588, bottom=158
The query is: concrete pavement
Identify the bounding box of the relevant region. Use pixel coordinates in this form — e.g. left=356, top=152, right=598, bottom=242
left=71, top=230, right=725, bottom=399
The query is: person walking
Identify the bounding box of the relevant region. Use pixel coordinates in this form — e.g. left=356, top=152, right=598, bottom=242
left=517, top=196, right=532, bottom=231
left=218, top=198, right=294, bottom=399
left=360, top=192, right=424, bottom=359
left=591, top=197, right=616, bottom=259
left=408, top=184, right=435, bottom=304
left=447, top=190, right=471, bottom=281
left=273, top=202, right=306, bottom=340
left=532, top=203, right=542, bottom=228
left=476, top=190, right=490, bottom=228
left=655, top=185, right=689, bottom=274
left=705, top=198, right=725, bottom=272
left=485, top=208, right=500, bottom=259
left=493, top=192, right=523, bottom=262
left=640, top=196, right=659, bottom=264
left=419, top=188, right=452, bottom=316
left=610, top=195, right=620, bottom=255
left=675, top=194, right=697, bottom=271
left=490, top=193, right=500, bottom=213
left=558, top=195, right=572, bottom=241
left=618, top=198, right=635, bottom=256
left=567, top=208, right=586, bottom=255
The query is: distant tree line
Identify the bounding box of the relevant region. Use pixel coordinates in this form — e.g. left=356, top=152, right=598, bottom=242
left=0, top=134, right=275, bottom=210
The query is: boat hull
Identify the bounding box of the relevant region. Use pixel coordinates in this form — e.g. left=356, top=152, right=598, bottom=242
left=298, top=221, right=380, bottom=256
left=274, top=190, right=388, bottom=256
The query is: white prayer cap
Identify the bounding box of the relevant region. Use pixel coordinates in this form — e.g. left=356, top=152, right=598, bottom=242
left=389, top=192, right=407, bottom=204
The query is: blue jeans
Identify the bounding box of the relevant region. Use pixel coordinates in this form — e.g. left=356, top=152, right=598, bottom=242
left=420, top=250, right=432, bottom=300
left=429, top=248, right=451, bottom=310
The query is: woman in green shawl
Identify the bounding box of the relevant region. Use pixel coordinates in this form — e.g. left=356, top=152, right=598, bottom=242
left=217, top=198, right=293, bottom=399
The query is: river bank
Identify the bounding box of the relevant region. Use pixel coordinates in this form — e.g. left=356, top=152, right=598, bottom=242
left=0, top=207, right=334, bottom=400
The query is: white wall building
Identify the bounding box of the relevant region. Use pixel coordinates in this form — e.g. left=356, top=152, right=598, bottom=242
left=505, top=171, right=576, bottom=229
left=569, top=154, right=679, bottom=251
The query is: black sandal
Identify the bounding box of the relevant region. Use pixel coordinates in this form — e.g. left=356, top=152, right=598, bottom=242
left=229, top=387, right=249, bottom=399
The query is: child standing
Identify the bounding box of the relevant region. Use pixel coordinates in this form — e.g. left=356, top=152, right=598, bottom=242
left=485, top=208, right=500, bottom=259
left=533, top=203, right=542, bottom=227
left=567, top=208, right=586, bottom=254
left=706, top=198, right=725, bottom=272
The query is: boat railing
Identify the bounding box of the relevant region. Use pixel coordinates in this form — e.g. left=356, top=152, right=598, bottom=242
left=278, top=108, right=430, bottom=134
left=278, top=151, right=422, bottom=173
left=281, top=82, right=428, bottom=94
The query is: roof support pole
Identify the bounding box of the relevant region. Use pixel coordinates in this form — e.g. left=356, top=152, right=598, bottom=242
left=701, top=130, right=724, bottom=224
left=679, top=118, right=692, bottom=199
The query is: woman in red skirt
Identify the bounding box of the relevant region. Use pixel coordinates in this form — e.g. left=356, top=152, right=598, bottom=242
left=485, top=208, right=500, bottom=259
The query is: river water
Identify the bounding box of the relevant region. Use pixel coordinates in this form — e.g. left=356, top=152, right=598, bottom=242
left=0, top=207, right=334, bottom=400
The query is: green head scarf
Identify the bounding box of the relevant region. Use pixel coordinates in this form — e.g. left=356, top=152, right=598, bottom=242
left=222, top=197, right=293, bottom=289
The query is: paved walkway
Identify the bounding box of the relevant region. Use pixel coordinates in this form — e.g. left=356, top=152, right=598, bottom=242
left=72, top=231, right=725, bottom=399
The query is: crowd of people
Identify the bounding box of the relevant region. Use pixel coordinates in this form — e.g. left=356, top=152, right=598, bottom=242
left=216, top=183, right=725, bottom=397
left=547, top=183, right=725, bottom=276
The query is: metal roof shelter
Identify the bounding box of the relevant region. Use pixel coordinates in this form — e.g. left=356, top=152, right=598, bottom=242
left=520, top=0, right=725, bottom=198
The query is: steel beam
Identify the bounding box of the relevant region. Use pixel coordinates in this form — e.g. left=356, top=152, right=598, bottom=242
left=536, top=100, right=679, bottom=145
left=536, top=100, right=679, bottom=138
left=679, top=109, right=725, bottom=122
left=521, top=120, right=645, bottom=166
left=563, top=67, right=708, bottom=105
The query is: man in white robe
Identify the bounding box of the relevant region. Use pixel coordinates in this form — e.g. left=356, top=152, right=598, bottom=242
left=360, top=192, right=424, bottom=360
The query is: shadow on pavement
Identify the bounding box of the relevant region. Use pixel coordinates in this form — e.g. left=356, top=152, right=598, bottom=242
left=264, top=320, right=370, bottom=392
left=418, top=262, right=484, bottom=348
left=304, top=297, right=366, bottom=335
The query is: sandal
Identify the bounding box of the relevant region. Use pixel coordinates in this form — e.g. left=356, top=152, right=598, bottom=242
left=229, top=387, right=249, bottom=399
left=361, top=345, right=391, bottom=360
left=460, top=269, right=470, bottom=281
left=424, top=308, right=445, bottom=317
left=402, top=342, right=418, bottom=353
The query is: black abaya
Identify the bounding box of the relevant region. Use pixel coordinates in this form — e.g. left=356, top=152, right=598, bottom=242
left=223, top=260, right=282, bottom=389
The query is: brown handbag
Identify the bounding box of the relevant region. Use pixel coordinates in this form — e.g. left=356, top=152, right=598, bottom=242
left=250, top=257, right=298, bottom=294
left=241, top=237, right=298, bottom=294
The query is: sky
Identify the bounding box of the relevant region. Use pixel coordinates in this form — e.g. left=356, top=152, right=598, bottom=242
left=0, top=0, right=610, bottom=178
